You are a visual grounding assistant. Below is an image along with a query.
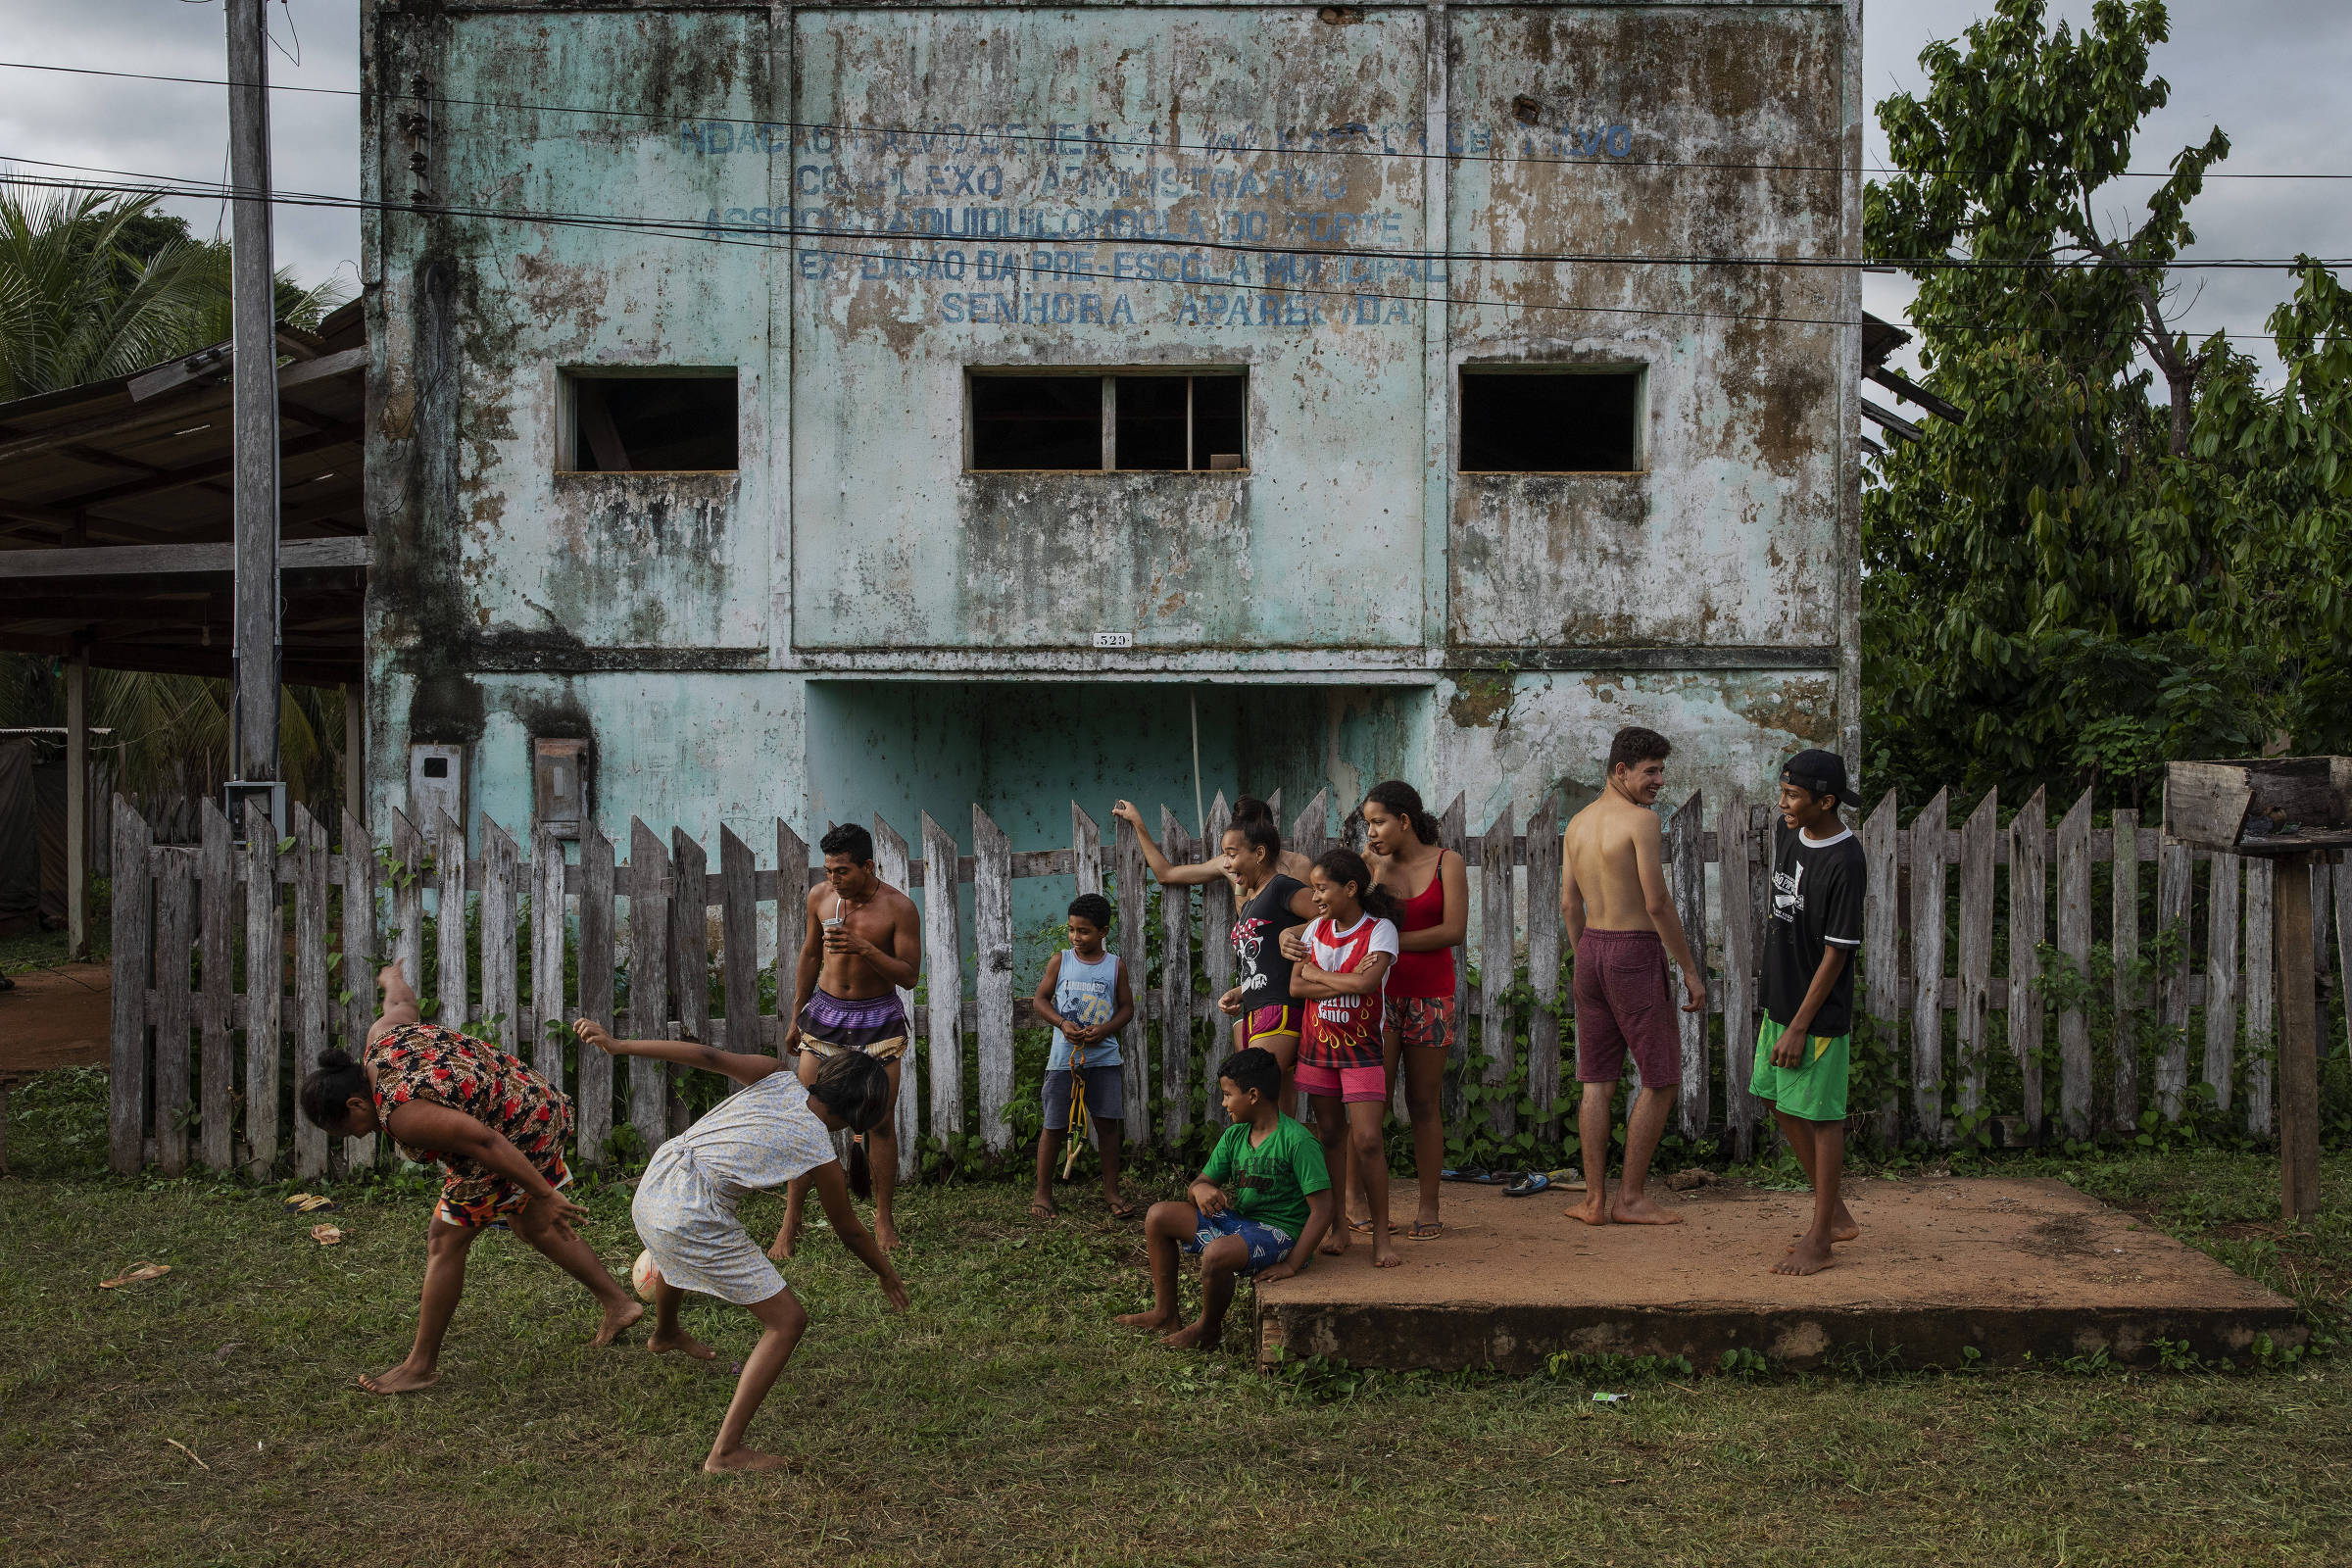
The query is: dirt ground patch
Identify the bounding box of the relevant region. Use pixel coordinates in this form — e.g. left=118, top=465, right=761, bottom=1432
left=0, top=962, right=109, bottom=1072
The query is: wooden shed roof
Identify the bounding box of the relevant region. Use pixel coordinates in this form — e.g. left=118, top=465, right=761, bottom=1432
left=0, top=299, right=369, bottom=687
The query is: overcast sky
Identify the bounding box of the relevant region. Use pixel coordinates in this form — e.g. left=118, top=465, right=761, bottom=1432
left=3, top=1, right=2346, bottom=384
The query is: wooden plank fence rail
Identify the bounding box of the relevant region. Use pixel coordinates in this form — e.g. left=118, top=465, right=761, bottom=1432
left=105, top=780, right=2350, bottom=1177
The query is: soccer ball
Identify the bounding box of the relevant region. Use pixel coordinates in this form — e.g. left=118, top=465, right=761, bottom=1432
left=630, top=1249, right=664, bottom=1301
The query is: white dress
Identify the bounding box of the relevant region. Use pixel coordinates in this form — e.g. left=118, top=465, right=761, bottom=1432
left=630, top=1071, right=840, bottom=1305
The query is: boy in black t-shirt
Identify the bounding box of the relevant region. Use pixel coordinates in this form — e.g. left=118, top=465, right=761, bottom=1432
left=1753, top=750, right=1866, bottom=1277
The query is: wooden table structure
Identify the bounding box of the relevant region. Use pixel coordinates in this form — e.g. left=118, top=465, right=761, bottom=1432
left=2166, top=759, right=2349, bottom=1221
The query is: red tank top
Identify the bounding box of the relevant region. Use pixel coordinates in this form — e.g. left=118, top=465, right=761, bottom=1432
left=1384, top=855, right=1456, bottom=999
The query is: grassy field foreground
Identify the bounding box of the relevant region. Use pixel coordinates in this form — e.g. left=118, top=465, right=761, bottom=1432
left=3, top=1071, right=2350, bottom=1568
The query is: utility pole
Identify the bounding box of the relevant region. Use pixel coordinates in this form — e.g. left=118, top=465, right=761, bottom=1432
left=226, top=0, right=281, bottom=806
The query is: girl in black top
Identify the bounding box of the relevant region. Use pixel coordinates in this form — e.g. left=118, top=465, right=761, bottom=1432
left=1213, top=813, right=1319, bottom=1109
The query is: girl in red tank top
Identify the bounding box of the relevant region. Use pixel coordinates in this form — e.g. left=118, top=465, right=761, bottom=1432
left=1360, top=781, right=1467, bottom=1239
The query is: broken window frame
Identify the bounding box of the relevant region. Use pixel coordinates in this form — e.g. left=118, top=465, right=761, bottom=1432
left=962, top=368, right=1249, bottom=473
left=1455, top=363, right=1647, bottom=475
left=557, top=366, right=741, bottom=474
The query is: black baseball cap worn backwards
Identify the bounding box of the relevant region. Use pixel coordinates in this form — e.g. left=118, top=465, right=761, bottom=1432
left=1782, top=750, right=1850, bottom=806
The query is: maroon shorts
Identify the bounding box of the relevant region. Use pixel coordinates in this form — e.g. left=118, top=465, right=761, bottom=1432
left=1573, top=928, right=1682, bottom=1090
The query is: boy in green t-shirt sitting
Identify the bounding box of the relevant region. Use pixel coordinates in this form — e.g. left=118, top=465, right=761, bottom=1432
left=1116, top=1048, right=1335, bottom=1349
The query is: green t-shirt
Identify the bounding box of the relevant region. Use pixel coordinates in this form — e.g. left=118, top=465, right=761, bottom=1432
left=1199, top=1113, right=1331, bottom=1238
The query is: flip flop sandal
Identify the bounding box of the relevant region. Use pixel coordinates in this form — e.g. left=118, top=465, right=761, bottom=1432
left=1347, top=1217, right=1376, bottom=1236
left=1440, top=1166, right=1493, bottom=1184
left=1405, top=1220, right=1445, bottom=1240
left=1503, top=1172, right=1551, bottom=1198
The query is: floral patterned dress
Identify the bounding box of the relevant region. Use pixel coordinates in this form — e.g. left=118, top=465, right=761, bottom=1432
left=367, top=1023, right=574, bottom=1227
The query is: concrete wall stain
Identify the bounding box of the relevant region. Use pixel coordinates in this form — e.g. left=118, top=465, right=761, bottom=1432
left=361, top=2, right=1861, bottom=853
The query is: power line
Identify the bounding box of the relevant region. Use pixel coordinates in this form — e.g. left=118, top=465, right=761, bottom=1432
left=3, top=154, right=2343, bottom=277
left=4, top=56, right=2350, bottom=183
left=0, top=163, right=2310, bottom=345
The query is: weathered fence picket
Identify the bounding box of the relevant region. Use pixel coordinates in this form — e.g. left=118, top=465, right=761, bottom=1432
left=103, top=773, right=2346, bottom=1181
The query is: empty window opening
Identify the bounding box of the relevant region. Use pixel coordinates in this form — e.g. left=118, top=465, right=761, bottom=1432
left=564, top=370, right=738, bottom=472
left=1458, top=368, right=1642, bottom=472
left=967, top=370, right=1248, bottom=471
left=1115, top=374, right=1246, bottom=471
left=968, top=374, right=1102, bottom=469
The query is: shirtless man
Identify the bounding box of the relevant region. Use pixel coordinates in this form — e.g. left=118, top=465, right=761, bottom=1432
left=768, top=822, right=921, bottom=1257
left=1559, top=725, right=1707, bottom=1226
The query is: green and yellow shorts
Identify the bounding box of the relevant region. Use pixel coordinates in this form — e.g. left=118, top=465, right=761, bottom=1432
left=1750, top=1019, right=1849, bottom=1124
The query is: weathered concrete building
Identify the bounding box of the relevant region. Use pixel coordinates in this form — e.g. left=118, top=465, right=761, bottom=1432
left=360, top=0, right=1861, bottom=853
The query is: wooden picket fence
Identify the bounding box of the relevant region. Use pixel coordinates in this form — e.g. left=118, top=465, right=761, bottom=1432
left=105, top=780, right=2344, bottom=1180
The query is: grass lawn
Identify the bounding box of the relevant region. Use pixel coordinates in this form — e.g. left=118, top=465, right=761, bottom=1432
left=3, top=1070, right=2349, bottom=1568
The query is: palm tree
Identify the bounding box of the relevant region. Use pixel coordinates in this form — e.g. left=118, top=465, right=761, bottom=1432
left=0, top=189, right=356, bottom=817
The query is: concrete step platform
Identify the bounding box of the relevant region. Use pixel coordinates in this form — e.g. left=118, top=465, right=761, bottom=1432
left=1254, top=1176, right=2304, bottom=1371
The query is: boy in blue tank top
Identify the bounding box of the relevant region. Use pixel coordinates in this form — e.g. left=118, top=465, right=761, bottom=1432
left=1029, top=894, right=1137, bottom=1219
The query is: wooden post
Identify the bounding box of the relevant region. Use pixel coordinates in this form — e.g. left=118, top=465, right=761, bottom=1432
left=481, top=816, right=520, bottom=1050
left=2008, top=788, right=2047, bottom=1139
left=1437, top=793, right=1468, bottom=1126
left=626, top=819, right=669, bottom=1152
left=2155, top=840, right=2193, bottom=1122
left=575, top=822, right=615, bottom=1164
left=108, top=799, right=154, bottom=1174
left=533, top=824, right=569, bottom=1085
left=435, top=808, right=468, bottom=1031
left=1525, top=791, right=1564, bottom=1145
left=2276, top=851, right=2323, bottom=1223
left=1666, top=792, right=1707, bottom=1139
left=224, top=0, right=280, bottom=788
left=291, top=806, right=330, bottom=1179
left=1955, top=789, right=1996, bottom=1124
left=197, top=800, right=235, bottom=1170
left=242, top=798, right=280, bottom=1177
left=719, top=826, right=759, bottom=1059
left=971, top=808, right=1014, bottom=1153
left=343, top=808, right=380, bottom=1167
left=153, top=846, right=193, bottom=1176
left=1857, top=791, right=1901, bottom=1152
left=2056, top=789, right=2094, bottom=1141
left=2111, top=809, right=2140, bottom=1132
left=1480, top=803, right=1517, bottom=1138
left=1111, top=808, right=1149, bottom=1146
left=668, top=826, right=711, bottom=1135
left=1072, top=802, right=1102, bottom=897
left=2243, top=857, right=2275, bottom=1140
left=872, top=815, right=919, bottom=1181
left=1289, top=788, right=1330, bottom=860
left=342, top=682, right=364, bottom=826
left=1909, top=788, right=1948, bottom=1143
left=389, top=808, right=424, bottom=992
left=920, top=811, right=964, bottom=1149
left=2205, top=853, right=2241, bottom=1114
left=1159, top=808, right=1195, bottom=1145
left=1717, top=788, right=1758, bottom=1159
left=65, top=648, right=88, bottom=960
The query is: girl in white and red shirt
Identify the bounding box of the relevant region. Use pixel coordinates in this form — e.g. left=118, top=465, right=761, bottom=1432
left=1293, top=848, right=1403, bottom=1269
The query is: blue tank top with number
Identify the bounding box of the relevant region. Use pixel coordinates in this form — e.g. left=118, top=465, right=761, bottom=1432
left=1050, top=950, right=1122, bottom=1070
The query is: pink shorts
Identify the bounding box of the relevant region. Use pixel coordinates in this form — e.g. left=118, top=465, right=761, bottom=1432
left=1293, top=1060, right=1388, bottom=1103
left=1573, top=928, right=1682, bottom=1090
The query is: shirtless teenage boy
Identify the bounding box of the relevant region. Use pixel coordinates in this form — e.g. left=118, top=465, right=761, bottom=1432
left=1559, top=726, right=1707, bottom=1226
left=769, top=822, right=922, bottom=1257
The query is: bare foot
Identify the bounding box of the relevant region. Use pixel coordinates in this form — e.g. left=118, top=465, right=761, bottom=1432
left=704, top=1446, right=800, bottom=1474
left=1318, top=1228, right=1350, bottom=1257
left=1029, top=1195, right=1056, bottom=1220
left=1114, top=1308, right=1179, bottom=1334
left=358, top=1361, right=440, bottom=1396
left=766, top=1227, right=799, bottom=1262
left=874, top=1219, right=904, bottom=1251
left=1609, top=1195, right=1686, bottom=1226
left=1567, top=1194, right=1610, bottom=1227
left=1161, top=1321, right=1216, bottom=1350
left=593, top=1298, right=645, bottom=1346
left=1831, top=1200, right=1859, bottom=1243
left=1371, top=1240, right=1403, bottom=1269
left=1772, top=1235, right=1836, bottom=1275
left=649, top=1328, right=717, bottom=1360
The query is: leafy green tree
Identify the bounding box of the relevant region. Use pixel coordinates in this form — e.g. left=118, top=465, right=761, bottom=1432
left=1864, top=0, right=2352, bottom=808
